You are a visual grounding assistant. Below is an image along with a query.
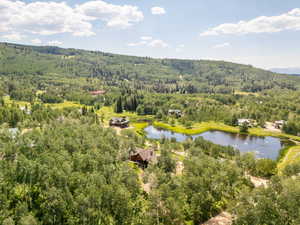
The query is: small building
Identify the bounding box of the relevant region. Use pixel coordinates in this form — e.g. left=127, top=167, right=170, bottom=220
left=130, top=148, right=156, bottom=168
left=109, top=117, right=130, bottom=128
left=168, top=109, right=182, bottom=117
left=274, top=120, right=286, bottom=129
left=238, top=119, right=251, bottom=126
left=238, top=119, right=256, bottom=127
left=90, top=90, right=106, bottom=96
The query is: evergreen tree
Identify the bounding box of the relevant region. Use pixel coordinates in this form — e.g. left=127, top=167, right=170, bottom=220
left=239, top=122, right=249, bottom=133
left=114, top=97, right=123, bottom=113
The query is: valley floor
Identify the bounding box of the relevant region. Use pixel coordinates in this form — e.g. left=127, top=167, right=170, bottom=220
left=5, top=96, right=300, bottom=174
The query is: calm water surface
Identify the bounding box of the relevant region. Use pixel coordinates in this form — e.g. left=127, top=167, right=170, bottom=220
left=144, top=126, right=286, bottom=159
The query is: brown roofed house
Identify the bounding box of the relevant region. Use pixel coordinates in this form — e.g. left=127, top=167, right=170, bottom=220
left=109, top=117, right=130, bottom=128
left=130, top=148, right=156, bottom=168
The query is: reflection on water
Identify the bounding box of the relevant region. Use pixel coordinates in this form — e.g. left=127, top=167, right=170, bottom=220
left=144, top=126, right=286, bottom=160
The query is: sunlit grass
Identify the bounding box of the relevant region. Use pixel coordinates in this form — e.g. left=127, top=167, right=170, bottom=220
left=45, top=101, right=85, bottom=109
left=3, top=95, right=30, bottom=107
left=249, top=127, right=300, bottom=141
left=277, top=146, right=300, bottom=173
left=36, top=90, right=46, bottom=95
left=97, top=106, right=154, bottom=128
left=132, top=122, right=148, bottom=134
left=153, top=121, right=239, bottom=135
left=235, top=91, right=259, bottom=96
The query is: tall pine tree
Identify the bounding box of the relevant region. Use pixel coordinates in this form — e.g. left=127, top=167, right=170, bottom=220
left=114, top=97, right=123, bottom=113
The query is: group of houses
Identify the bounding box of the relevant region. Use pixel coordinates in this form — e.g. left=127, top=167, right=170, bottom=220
left=237, top=119, right=257, bottom=127
left=107, top=115, right=288, bottom=168
left=238, top=118, right=286, bottom=130
left=108, top=117, right=155, bottom=168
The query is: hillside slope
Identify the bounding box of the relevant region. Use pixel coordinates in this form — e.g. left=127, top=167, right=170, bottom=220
left=1, top=42, right=299, bottom=93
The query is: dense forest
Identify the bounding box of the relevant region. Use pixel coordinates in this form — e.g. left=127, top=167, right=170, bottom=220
left=1, top=42, right=300, bottom=94
left=0, top=42, right=300, bottom=225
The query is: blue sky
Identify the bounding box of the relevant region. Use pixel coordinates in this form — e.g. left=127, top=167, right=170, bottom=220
left=0, top=0, right=300, bottom=69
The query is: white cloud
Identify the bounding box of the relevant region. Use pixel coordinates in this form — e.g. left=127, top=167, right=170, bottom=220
left=128, top=37, right=168, bottom=48
left=0, top=0, right=143, bottom=38
left=213, top=42, right=231, bottom=48
left=151, top=7, right=166, bottom=15
left=31, top=38, right=42, bottom=44
left=148, top=40, right=168, bottom=48
left=141, top=36, right=153, bottom=41
left=200, top=8, right=300, bottom=36
left=47, top=40, right=63, bottom=46
left=128, top=41, right=147, bottom=47
left=2, top=33, right=25, bottom=41
left=0, top=0, right=93, bottom=37
left=77, top=0, right=144, bottom=29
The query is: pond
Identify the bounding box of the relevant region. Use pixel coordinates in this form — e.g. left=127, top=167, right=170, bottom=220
left=144, top=126, right=289, bottom=160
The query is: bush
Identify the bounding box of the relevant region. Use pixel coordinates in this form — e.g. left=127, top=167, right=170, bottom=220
left=239, top=122, right=249, bottom=133
left=40, top=92, right=63, bottom=103
left=255, top=158, right=277, bottom=178
left=283, top=162, right=300, bottom=176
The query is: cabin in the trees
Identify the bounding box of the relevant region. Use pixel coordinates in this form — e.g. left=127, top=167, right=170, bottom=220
left=168, top=109, right=182, bottom=118
left=238, top=119, right=250, bottom=126
left=274, top=120, right=286, bottom=129
left=130, top=148, right=156, bottom=168
left=109, top=117, right=130, bottom=128
left=238, top=118, right=256, bottom=127
left=90, top=90, right=106, bottom=96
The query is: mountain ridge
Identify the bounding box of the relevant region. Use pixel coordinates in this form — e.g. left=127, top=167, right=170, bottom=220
left=270, top=67, right=300, bottom=75
left=1, top=42, right=300, bottom=92
left=0, top=42, right=271, bottom=71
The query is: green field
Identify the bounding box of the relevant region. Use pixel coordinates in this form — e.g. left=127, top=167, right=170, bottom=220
left=97, top=106, right=154, bottom=127
left=153, top=121, right=238, bottom=135
left=277, top=146, right=300, bottom=173
left=3, top=95, right=30, bottom=107
left=45, top=101, right=85, bottom=109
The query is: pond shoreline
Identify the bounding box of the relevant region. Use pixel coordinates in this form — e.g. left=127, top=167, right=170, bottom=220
left=152, top=121, right=300, bottom=142
left=144, top=125, right=292, bottom=160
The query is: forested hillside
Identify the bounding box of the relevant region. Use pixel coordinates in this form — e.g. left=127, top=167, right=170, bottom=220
left=1, top=42, right=300, bottom=225
left=1, top=42, right=299, bottom=93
